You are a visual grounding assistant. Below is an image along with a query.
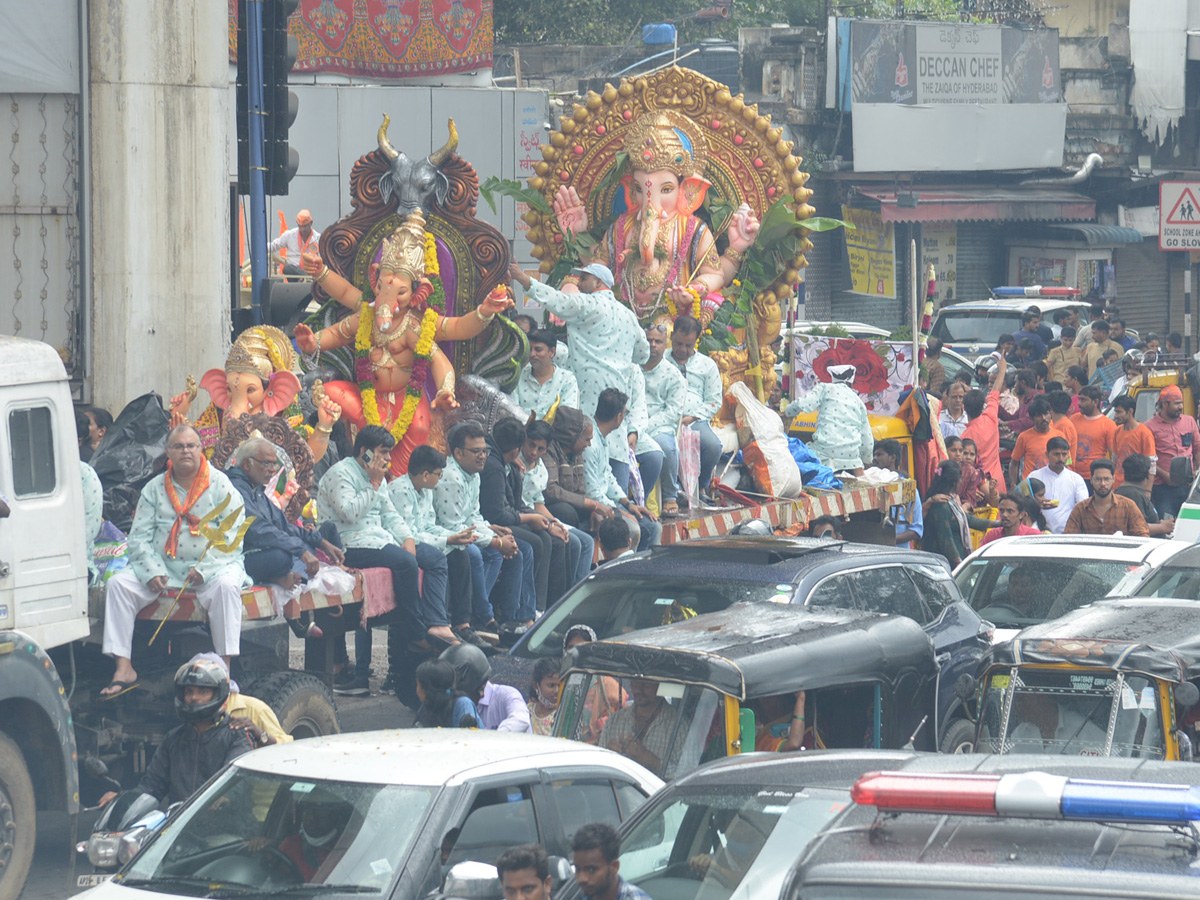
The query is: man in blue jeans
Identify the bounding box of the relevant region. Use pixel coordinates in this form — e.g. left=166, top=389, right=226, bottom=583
left=316, top=426, right=449, bottom=696
left=434, top=421, right=535, bottom=639
left=668, top=315, right=723, bottom=506
left=641, top=322, right=687, bottom=516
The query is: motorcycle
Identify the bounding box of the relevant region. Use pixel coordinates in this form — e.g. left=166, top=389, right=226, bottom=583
left=75, top=758, right=167, bottom=887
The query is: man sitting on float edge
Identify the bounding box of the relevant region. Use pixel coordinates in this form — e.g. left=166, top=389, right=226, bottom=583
left=99, top=657, right=254, bottom=807
left=228, top=436, right=345, bottom=590
left=101, top=424, right=250, bottom=698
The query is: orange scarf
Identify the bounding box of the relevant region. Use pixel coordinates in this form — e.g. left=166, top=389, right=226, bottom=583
left=164, top=456, right=211, bottom=559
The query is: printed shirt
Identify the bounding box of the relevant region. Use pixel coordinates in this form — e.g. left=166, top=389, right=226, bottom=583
left=670, top=350, right=723, bottom=421
left=1144, top=413, right=1200, bottom=485
left=387, top=476, right=456, bottom=554
left=642, top=357, right=687, bottom=438
left=512, top=363, right=579, bottom=419
left=1113, top=423, right=1156, bottom=487
left=316, top=457, right=413, bottom=550
left=128, top=468, right=249, bottom=588
left=431, top=456, right=496, bottom=546
left=521, top=457, right=549, bottom=508
left=81, top=460, right=104, bottom=584
left=525, top=280, right=649, bottom=425
left=938, top=407, right=969, bottom=439
left=586, top=422, right=628, bottom=508
left=1064, top=493, right=1149, bottom=537
left=1068, top=413, right=1116, bottom=478
left=1030, top=465, right=1090, bottom=534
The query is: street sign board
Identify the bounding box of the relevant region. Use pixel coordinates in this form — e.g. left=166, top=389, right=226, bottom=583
left=1159, top=181, right=1200, bottom=250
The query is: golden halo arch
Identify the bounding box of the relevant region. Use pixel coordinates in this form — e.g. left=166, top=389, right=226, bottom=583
left=523, top=66, right=815, bottom=304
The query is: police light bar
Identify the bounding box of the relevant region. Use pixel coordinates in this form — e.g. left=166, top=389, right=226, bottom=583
left=990, top=286, right=1082, bottom=298
left=851, top=771, right=1200, bottom=825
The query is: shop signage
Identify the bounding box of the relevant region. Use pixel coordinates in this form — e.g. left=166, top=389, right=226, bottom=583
left=842, top=206, right=895, bottom=299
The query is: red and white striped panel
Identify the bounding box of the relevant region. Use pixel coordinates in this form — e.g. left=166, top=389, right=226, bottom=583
left=661, top=499, right=807, bottom=544
left=135, top=586, right=275, bottom=623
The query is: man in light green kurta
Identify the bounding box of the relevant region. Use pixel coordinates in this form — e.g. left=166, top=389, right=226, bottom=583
left=102, top=425, right=249, bottom=695
left=81, top=459, right=104, bottom=585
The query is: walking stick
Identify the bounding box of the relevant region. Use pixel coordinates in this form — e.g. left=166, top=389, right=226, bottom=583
left=148, top=495, right=256, bottom=646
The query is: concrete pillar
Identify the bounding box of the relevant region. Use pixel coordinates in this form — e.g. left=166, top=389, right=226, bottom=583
left=89, top=0, right=229, bottom=412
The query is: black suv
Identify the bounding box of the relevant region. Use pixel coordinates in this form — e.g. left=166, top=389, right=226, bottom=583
left=498, top=537, right=991, bottom=751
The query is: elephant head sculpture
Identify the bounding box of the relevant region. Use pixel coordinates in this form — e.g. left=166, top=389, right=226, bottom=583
left=201, top=326, right=302, bottom=419
left=377, top=115, right=459, bottom=216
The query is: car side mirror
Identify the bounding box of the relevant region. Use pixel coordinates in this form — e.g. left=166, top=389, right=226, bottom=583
left=1175, top=682, right=1200, bottom=709
left=441, top=861, right=500, bottom=899
left=954, top=674, right=977, bottom=702
left=548, top=855, right=573, bottom=889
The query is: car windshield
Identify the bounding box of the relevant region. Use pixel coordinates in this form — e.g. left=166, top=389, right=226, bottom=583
left=955, top=557, right=1140, bottom=629
left=977, top=668, right=1165, bottom=759
left=619, top=785, right=849, bottom=900
left=121, top=766, right=433, bottom=895
left=931, top=310, right=1024, bottom=346
left=1127, top=565, right=1200, bottom=601
left=554, top=675, right=724, bottom=780
left=523, top=576, right=787, bottom=658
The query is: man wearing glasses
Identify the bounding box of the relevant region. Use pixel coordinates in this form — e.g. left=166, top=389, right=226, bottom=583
left=227, top=436, right=345, bottom=591
left=100, top=425, right=250, bottom=698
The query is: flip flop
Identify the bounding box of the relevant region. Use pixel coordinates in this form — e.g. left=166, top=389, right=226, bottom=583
left=662, top=501, right=680, bottom=517
left=100, top=680, right=140, bottom=701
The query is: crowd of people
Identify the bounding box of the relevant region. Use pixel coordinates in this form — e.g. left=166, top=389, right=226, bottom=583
left=902, top=305, right=1198, bottom=569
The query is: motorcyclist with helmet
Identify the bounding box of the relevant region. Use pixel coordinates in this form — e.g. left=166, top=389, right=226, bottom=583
left=439, top=643, right=531, bottom=732
left=98, top=657, right=256, bottom=807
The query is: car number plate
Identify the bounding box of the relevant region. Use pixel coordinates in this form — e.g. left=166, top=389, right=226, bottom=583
left=77, top=873, right=114, bottom=887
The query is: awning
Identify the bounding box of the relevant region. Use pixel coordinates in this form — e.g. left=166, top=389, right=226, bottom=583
left=1033, top=224, right=1146, bottom=246
left=855, top=187, right=1096, bottom=224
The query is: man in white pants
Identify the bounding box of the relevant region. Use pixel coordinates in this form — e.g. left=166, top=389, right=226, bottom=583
left=100, top=424, right=250, bottom=697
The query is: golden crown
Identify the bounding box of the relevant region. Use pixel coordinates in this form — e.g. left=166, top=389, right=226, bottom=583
left=225, top=326, right=295, bottom=380
left=378, top=210, right=428, bottom=281
left=622, top=111, right=707, bottom=178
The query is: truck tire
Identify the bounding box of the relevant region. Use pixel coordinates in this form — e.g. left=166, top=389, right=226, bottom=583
left=253, top=672, right=341, bottom=741
left=939, top=718, right=976, bottom=755
left=0, top=732, right=35, bottom=900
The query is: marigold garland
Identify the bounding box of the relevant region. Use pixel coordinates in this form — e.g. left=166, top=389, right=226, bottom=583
left=665, top=286, right=702, bottom=320
left=355, top=300, right=439, bottom=445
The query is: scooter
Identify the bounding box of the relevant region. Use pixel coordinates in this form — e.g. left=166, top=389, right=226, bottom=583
left=75, top=758, right=167, bottom=887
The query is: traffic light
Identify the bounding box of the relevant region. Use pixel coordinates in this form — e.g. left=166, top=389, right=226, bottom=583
left=263, top=0, right=300, bottom=196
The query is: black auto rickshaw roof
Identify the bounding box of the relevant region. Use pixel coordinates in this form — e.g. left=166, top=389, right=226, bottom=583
left=563, top=603, right=937, bottom=700
left=986, top=598, right=1200, bottom=684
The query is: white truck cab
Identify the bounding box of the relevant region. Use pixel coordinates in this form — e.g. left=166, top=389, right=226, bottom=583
left=0, top=335, right=90, bottom=649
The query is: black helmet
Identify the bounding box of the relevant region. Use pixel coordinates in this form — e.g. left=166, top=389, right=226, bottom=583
left=297, top=788, right=351, bottom=848
left=173, top=658, right=230, bottom=723
left=439, top=643, right=492, bottom=694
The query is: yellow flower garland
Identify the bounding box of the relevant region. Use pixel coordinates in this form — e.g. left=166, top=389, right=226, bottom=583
left=356, top=301, right=440, bottom=444
left=665, top=286, right=703, bottom=319
left=424, top=233, right=439, bottom=278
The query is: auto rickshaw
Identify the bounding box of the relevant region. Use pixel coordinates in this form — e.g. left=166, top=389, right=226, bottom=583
left=969, top=598, right=1200, bottom=761
left=553, top=604, right=939, bottom=780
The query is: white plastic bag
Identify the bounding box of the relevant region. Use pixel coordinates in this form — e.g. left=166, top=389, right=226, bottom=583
left=730, top=382, right=803, bottom=498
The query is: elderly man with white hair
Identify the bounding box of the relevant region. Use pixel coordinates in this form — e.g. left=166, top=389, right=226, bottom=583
left=784, top=364, right=874, bottom=475
left=226, top=435, right=344, bottom=589
left=101, top=424, right=250, bottom=698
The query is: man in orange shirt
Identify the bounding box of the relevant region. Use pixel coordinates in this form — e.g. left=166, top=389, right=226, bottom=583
left=962, top=355, right=1008, bottom=486
left=1068, top=385, right=1115, bottom=480
left=1008, top=397, right=1060, bottom=486
left=1045, top=390, right=1078, bottom=463
left=1111, top=394, right=1156, bottom=487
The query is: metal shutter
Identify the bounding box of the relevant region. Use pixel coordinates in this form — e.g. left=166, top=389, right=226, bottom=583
left=1114, top=238, right=1169, bottom=337
left=954, top=223, right=1006, bottom=304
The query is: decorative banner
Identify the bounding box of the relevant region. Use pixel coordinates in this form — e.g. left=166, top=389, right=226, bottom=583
left=791, top=336, right=915, bottom=416
left=229, top=0, right=493, bottom=78
left=842, top=206, right=895, bottom=298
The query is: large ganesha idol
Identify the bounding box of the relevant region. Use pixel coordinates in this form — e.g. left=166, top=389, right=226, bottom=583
left=525, top=67, right=814, bottom=409
left=295, top=117, right=524, bottom=476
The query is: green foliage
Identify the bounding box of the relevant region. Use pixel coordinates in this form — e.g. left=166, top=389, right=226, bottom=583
left=479, top=177, right=553, bottom=216
left=889, top=325, right=913, bottom=342
left=797, top=324, right=851, bottom=338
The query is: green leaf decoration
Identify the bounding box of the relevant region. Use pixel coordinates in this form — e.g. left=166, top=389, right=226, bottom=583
left=800, top=216, right=855, bottom=233
left=479, top=176, right=553, bottom=215
left=596, top=151, right=630, bottom=199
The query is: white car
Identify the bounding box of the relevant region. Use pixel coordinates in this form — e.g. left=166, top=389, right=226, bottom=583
left=80, top=730, right=662, bottom=900
left=954, top=534, right=1190, bottom=643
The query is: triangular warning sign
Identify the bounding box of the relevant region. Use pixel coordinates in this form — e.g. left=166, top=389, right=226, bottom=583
left=1166, top=187, right=1200, bottom=224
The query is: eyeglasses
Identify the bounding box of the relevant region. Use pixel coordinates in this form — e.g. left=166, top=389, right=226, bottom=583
left=462, top=447, right=488, bottom=457
left=168, top=443, right=201, bottom=452
left=249, top=456, right=278, bottom=467
left=647, top=323, right=670, bottom=333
